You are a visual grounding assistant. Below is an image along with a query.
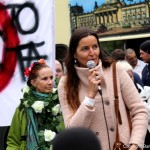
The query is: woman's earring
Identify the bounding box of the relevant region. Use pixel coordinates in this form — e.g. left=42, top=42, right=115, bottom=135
left=74, top=59, right=77, bottom=64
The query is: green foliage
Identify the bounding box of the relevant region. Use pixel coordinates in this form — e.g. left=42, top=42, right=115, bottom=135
left=101, top=40, right=125, bottom=53
left=19, top=86, right=65, bottom=149
left=55, top=78, right=60, bottom=87
left=122, top=25, right=131, bottom=28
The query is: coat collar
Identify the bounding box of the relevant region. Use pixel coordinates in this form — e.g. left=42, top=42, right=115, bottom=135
left=75, top=60, right=106, bottom=89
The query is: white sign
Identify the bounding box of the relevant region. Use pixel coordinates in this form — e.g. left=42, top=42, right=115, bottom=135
left=0, top=0, right=55, bottom=126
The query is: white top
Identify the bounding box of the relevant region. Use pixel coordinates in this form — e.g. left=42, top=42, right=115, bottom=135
left=133, top=59, right=146, bottom=79
left=140, top=86, right=150, bottom=132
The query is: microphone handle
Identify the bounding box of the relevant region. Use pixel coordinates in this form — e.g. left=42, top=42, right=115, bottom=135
left=98, top=85, right=102, bottom=95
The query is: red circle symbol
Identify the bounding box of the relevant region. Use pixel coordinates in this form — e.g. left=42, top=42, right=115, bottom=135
left=0, top=3, right=20, bottom=92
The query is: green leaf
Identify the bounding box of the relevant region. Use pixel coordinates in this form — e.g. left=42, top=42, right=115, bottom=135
left=38, top=130, right=44, bottom=136
left=20, top=85, right=64, bottom=148
left=52, top=94, right=58, bottom=100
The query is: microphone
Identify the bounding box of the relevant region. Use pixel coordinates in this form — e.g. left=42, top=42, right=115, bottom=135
left=87, top=60, right=96, bottom=69
left=87, top=60, right=102, bottom=95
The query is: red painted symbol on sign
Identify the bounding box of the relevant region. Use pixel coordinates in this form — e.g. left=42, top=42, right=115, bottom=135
left=0, top=3, right=20, bottom=92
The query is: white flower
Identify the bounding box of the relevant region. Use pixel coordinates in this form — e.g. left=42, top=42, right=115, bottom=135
left=22, top=85, right=30, bottom=94
left=44, top=129, right=56, bottom=141
left=52, top=104, right=61, bottom=116
left=52, top=88, right=57, bottom=93
left=31, top=101, right=44, bottom=113
left=23, top=101, right=30, bottom=107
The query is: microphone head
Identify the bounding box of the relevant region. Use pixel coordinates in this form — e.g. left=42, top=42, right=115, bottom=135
left=87, top=60, right=96, bottom=69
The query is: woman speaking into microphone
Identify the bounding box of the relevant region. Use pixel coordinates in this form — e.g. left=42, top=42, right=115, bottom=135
left=58, top=27, right=148, bottom=150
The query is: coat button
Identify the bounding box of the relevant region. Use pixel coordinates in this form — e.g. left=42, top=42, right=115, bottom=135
left=106, top=101, right=110, bottom=105
left=110, top=128, right=114, bottom=132
left=96, top=132, right=99, bottom=135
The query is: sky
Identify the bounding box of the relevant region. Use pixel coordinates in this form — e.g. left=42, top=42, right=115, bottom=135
left=69, top=0, right=104, bottom=13
left=69, top=0, right=145, bottom=13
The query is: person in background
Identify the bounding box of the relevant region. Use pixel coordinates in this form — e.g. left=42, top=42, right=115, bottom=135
left=118, top=61, right=143, bottom=93
left=140, top=40, right=150, bottom=147
left=52, top=127, right=101, bottom=150
left=54, top=60, right=64, bottom=88
left=111, top=48, right=144, bottom=87
left=111, top=48, right=125, bottom=61
left=140, top=86, right=150, bottom=145
left=140, top=40, right=150, bottom=87
left=55, top=60, right=64, bottom=79
left=125, top=48, right=146, bottom=79
left=6, top=59, right=63, bottom=150
left=58, top=27, right=148, bottom=150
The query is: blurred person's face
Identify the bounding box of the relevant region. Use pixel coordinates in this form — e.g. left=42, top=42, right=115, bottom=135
left=126, top=53, right=137, bottom=68
left=31, top=67, right=54, bottom=94
left=55, top=63, right=63, bottom=79
left=140, top=49, right=150, bottom=63
left=74, top=35, right=100, bottom=68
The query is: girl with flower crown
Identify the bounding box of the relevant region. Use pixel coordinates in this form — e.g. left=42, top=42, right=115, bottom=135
left=6, top=59, right=64, bottom=150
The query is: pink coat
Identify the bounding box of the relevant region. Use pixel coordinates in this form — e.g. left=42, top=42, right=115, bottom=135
left=58, top=61, right=148, bottom=150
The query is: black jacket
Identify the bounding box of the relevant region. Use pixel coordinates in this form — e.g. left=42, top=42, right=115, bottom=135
left=142, top=64, right=150, bottom=86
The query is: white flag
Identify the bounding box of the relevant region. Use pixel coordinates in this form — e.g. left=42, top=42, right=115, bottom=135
left=0, top=0, right=55, bottom=126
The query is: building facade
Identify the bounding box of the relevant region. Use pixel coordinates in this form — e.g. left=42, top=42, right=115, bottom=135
left=70, top=0, right=150, bottom=37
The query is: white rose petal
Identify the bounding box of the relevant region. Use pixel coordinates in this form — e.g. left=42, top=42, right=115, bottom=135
left=22, top=85, right=30, bottom=94
left=52, top=88, right=57, bottom=93
left=44, top=129, right=56, bottom=141
left=31, top=101, right=44, bottom=113
left=23, top=101, right=29, bottom=107
left=52, top=104, right=60, bottom=116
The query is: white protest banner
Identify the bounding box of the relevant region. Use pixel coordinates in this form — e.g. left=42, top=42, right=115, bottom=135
left=0, top=0, right=55, bottom=126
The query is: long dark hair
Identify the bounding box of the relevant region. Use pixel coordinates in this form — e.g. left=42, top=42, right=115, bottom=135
left=65, top=27, right=112, bottom=112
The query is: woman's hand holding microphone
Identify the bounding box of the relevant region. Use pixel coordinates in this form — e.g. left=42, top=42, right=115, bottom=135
left=88, top=67, right=101, bottom=99
left=83, top=60, right=101, bottom=110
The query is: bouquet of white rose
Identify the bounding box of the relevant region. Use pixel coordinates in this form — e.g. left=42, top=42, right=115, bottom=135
left=19, top=86, right=64, bottom=149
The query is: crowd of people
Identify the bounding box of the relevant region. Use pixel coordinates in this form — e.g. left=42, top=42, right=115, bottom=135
left=5, top=27, right=150, bottom=150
